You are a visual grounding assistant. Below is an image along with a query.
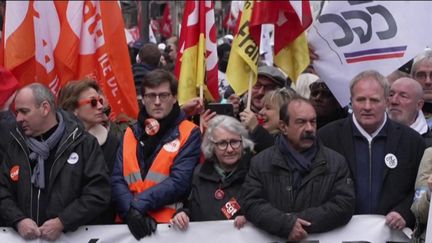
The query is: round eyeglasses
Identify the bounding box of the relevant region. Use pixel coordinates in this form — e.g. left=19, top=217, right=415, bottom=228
left=212, top=139, right=242, bottom=150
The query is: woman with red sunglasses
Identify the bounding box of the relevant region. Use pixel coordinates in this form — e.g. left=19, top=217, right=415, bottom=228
left=57, top=79, right=119, bottom=224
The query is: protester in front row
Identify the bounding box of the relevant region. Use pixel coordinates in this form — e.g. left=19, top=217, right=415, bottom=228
left=411, top=147, right=432, bottom=242
left=240, top=97, right=355, bottom=241
left=111, top=69, right=201, bottom=240
left=57, top=79, right=120, bottom=224
left=0, top=83, right=110, bottom=241
left=318, top=70, right=426, bottom=230
left=171, top=115, right=254, bottom=230
left=387, top=77, right=432, bottom=146
left=240, top=87, right=296, bottom=153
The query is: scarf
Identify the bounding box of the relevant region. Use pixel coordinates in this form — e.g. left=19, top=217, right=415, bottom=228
left=137, top=103, right=180, bottom=174
left=276, top=134, right=317, bottom=191
left=25, top=111, right=65, bottom=189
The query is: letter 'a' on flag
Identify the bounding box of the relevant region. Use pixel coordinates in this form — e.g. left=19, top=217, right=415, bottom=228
left=226, top=0, right=259, bottom=96
left=2, top=1, right=138, bottom=119
left=249, top=0, right=313, bottom=82
left=175, top=1, right=219, bottom=105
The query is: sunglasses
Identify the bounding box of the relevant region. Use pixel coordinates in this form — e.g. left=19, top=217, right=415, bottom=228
left=103, top=106, right=111, bottom=116
left=78, top=96, right=103, bottom=108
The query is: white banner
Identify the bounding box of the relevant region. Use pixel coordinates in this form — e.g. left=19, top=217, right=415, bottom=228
left=308, top=1, right=432, bottom=106
left=0, top=215, right=410, bottom=242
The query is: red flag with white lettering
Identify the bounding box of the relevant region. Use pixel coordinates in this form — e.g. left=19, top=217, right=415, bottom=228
left=2, top=1, right=138, bottom=119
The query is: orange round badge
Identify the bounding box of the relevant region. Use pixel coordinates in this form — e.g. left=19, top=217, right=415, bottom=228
left=145, top=118, right=160, bottom=136
left=10, top=165, right=19, bottom=182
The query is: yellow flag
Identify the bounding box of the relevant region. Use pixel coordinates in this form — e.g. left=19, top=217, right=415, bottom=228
left=226, top=0, right=259, bottom=96
left=274, top=32, right=310, bottom=83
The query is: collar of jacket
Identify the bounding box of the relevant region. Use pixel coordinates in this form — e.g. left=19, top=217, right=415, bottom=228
left=198, top=151, right=252, bottom=186
left=130, top=110, right=187, bottom=144
left=271, top=144, right=328, bottom=174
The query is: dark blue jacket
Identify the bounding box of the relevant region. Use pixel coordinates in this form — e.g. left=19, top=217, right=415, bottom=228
left=111, top=111, right=201, bottom=218
left=318, top=115, right=425, bottom=228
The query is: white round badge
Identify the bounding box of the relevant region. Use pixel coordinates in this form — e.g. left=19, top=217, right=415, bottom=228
left=384, top=153, right=398, bottom=169
left=163, top=139, right=180, bottom=153
left=67, top=152, right=79, bottom=165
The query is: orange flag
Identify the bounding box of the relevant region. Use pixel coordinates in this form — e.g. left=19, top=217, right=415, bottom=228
left=2, top=1, right=138, bottom=119
left=174, top=1, right=219, bottom=105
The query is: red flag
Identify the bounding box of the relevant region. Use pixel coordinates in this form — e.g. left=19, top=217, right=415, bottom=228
left=160, top=3, right=172, bottom=39
left=249, top=0, right=313, bottom=81
left=174, top=1, right=219, bottom=105
left=250, top=1, right=312, bottom=52
left=3, top=1, right=138, bottom=119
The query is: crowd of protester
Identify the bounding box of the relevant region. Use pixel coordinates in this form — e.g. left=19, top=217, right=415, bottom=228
left=1, top=32, right=432, bottom=243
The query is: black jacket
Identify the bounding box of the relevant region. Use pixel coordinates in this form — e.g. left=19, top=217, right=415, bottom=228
left=318, top=116, right=425, bottom=228
left=180, top=152, right=252, bottom=221
left=0, top=110, right=111, bottom=231
left=240, top=143, right=355, bottom=238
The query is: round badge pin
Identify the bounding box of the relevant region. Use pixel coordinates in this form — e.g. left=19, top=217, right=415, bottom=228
left=214, top=189, right=225, bottom=200
left=145, top=118, right=160, bottom=136
left=67, top=152, right=79, bottom=165
left=384, top=153, right=398, bottom=169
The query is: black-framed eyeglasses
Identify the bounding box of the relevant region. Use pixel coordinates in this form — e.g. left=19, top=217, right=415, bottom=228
left=212, top=139, right=242, bottom=150
left=78, top=96, right=103, bottom=108
left=415, top=71, right=432, bottom=81
left=143, top=92, right=172, bottom=102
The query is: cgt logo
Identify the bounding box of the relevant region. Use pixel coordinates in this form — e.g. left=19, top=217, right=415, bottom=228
left=10, top=165, right=19, bottom=182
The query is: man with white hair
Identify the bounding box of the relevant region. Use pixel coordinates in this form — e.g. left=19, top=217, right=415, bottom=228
left=387, top=77, right=432, bottom=146
left=411, top=49, right=432, bottom=127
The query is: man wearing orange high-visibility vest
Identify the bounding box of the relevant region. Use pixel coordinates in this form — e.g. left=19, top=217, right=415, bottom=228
left=111, top=69, right=201, bottom=240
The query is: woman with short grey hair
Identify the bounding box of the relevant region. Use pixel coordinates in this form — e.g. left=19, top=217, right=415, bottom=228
left=171, top=115, right=254, bottom=230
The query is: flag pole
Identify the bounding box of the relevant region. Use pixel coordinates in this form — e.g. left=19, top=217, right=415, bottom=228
left=199, top=84, right=204, bottom=133
left=246, top=71, right=253, bottom=111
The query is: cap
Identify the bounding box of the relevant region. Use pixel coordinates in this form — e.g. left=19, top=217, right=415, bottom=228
left=258, top=66, right=287, bottom=88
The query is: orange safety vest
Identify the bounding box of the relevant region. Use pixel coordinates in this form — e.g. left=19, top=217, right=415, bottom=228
left=122, top=120, right=196, bottom=223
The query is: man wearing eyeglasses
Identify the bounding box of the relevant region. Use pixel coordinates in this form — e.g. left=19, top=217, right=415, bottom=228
left=0, top=83, right=111, bottom=241
left=412, top=49, right=432, bottom=128
left=240, top=97, right=355, bottom=241
left=111, top=69, right=201, bottom=240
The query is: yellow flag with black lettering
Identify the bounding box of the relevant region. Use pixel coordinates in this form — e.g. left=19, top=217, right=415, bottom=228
left=226, top=0, right=258, bottom=96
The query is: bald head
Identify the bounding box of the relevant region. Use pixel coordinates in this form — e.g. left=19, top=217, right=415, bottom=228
left=388, top=77, right=424, bottom=126
left=14, top=83, right=57, bottom=137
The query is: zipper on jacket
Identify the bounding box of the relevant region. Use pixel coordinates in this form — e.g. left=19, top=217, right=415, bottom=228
left=36, top=189, right=41, bottom=225
left=287, top=173, right=294, bottom=212
left=48, top=129, right=81, bottom=187
left=368, top=141, right=372, bottom=213
left=11, top=132, right=34, bottom=220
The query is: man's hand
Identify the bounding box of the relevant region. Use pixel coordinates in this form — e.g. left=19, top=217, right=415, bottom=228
left=239, top=110, right=258, bottom=132
left=288, top=218, right=311, bottom=241
left=17, top=218, right=41, bottom=240
left=181, top=97, right=204, bottom=117
left=39, top=217, right=64, bottom=241
left=233, top=215, right=246, bottom=229
left=170, top=212, right=190, bottom=231
left=227, top=94, right=240, bottom=116
left=385, top=211, right=406, bottom=230
left=200, top=109, right=217, bottom=132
